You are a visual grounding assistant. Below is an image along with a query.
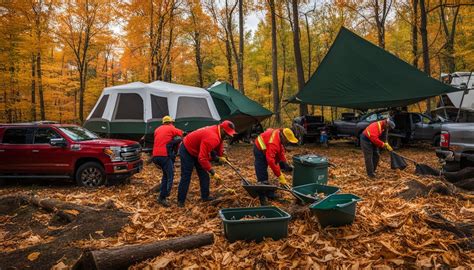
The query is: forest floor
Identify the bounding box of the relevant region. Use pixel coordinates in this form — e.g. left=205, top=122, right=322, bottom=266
left=0, top=141, right=473, bottom=269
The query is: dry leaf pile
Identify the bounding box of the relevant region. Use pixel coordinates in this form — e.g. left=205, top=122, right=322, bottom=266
left=0, top=142, right=473, bottom=269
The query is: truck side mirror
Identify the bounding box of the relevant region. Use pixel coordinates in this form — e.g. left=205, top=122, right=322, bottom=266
left=50, top=138, right=67, bottom=147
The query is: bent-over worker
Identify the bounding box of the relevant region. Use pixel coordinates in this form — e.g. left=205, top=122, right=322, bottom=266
left=177, top=120, right=236, bottom=207
left=254, top=128, right=298, bottom=205
left=152, top=116, right=183, bottom=207
left=360, top=118, right=395, bottom=178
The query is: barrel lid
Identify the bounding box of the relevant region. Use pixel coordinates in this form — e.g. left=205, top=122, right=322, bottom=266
left=293, top=154, right=328, bottom=166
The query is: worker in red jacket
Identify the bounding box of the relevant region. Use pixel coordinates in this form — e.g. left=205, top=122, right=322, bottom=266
left=360, top=118, right=395, bottom=178
left=177, top=120, right=236, bottom=207
left=254, top=128, right=298, bottom=205
left=152, top=116, right=183, bottom=207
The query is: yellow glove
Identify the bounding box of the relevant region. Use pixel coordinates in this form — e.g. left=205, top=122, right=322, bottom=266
left=218, top=156, right=229, bottom=164
left=384, top=143, right=393, bottom=152
left=211, top=173, right=222, bottom=185
left=278, top=174, right=287, bottom=185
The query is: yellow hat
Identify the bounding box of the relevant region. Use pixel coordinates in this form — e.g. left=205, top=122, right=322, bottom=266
left=282, top=128, right=298, bottom=144
left=162, top=115, right=174, bottom=124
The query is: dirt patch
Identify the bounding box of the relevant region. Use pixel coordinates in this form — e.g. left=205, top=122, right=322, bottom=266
left=0, top=195, right=130, bottom=269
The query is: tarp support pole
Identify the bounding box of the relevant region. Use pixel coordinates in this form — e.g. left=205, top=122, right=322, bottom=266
left=456, top=72, right=472, bottom=122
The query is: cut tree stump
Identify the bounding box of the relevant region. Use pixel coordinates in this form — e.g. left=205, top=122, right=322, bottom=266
left=73, top=233, right=215, bottom=270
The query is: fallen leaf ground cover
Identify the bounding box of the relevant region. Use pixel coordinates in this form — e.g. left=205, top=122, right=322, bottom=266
left=0, top=141, right=473, bottom=269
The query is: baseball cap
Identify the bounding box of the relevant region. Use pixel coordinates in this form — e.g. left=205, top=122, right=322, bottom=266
left=162, top=115, right=174, bottom=124
left=283, top=128, right=298, bottom=144
left=220, top=120, right=237, bottom=136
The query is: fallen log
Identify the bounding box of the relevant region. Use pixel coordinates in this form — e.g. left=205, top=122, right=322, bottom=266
left=423, top=208, right=473, bottom=239
left=444, top=167, right=474, bottom=183
left=74, top=233, right=215, bottom=270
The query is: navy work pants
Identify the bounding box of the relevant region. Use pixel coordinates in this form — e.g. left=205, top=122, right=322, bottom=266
left=177, top=144, right=210, bottom=203
left=152, top=156, right=174, bottom=199
left=253, top=145, right=276, bottom=199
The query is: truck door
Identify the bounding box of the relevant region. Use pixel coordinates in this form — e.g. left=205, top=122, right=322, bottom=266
left=412, top=114, right=433, bottom=140
left=30, top=127, right=72, bottom=175
left=0, top=127, right=35, bottom=173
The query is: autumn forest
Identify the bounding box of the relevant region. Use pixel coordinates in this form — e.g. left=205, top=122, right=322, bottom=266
left=0, top=0, right=473, bottom=124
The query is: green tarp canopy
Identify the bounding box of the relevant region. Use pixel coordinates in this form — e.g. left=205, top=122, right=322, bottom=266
left=207, top=81, right=272, bottom=133
left=289, top=27, right=459, bottom=110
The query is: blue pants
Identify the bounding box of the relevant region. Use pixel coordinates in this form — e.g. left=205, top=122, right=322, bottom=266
left=177, top=144, right=210, bottom=203
left=253, top=145, right=275, bottom=199
left=152, top=156, right=174, bottom=199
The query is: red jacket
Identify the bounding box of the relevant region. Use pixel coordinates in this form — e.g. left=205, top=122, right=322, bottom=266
left=152, top=124, right=183, bottom=157
left=362, top=120, right=387, bottom=148
left=183, top=125, right=224, bottom=172
left=254, top=128, right=287, bottom=177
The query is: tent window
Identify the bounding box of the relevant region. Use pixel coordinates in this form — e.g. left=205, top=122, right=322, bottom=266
left=113, top=93, right=143, bottom=120
left=213, top=98, right=231, bottom=116
left=176, top=97, right=212, bottom=119
left=90, top=95, right=109, bottom=119
left=151, top=95, right=169, bottom=119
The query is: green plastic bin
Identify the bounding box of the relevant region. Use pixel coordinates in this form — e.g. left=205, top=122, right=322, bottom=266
left=292, top=154, right=329, bottom=186
left=219, top=206, right=291, bottom=242
left=309, top=194, right=361, bottom=227
left=292, top=183, right=340, bottom=204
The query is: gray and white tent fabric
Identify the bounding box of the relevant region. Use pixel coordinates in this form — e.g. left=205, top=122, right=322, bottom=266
left=445, top=72, right=474, bottom=109
left=84, top=80, right=221, bottom=142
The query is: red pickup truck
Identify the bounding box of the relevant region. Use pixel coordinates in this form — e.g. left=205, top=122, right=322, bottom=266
left=0, top=122, right=143, bottom=187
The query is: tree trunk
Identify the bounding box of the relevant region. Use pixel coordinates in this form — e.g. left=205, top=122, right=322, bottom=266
left=291, top=0, right=307, bottom=116
left=79, top=68, right=86, bottom=123
left=238, top=0, right=244, bottom=95
left=74, top=233, right=215, bottom=270
left=304, top=13, right=312, bottom=78
left=419, top=0, right=431, bottom=112
left=149, top=0, right=154, bottom=82
left=36, top=52, right=45, bottom=121
left=269, top=0, right=280, bottom=124
left=440, top=3, right=460, bottom=74
left=411, top=0, right=419, bottom=67
left=225, top=34, right=234, bottom=86
left=374, top=0, right=386, bottom=49
left=31, top=53, right=36, bottom=121
left=194, top=32, right=204, bottom=88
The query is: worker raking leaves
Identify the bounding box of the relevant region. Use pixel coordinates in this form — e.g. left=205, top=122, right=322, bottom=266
left=254, top=127, right=298, bottom=205
left=360, top=118, right=396, bottom=178
left=152, top=116, right=183, bottom=207
left=177, top=120, right=236, bottom=207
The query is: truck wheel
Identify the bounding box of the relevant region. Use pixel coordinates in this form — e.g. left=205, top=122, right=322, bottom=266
left=75, top=162, right=106, bottom=187
left=443, top=161, right=460, bottom=172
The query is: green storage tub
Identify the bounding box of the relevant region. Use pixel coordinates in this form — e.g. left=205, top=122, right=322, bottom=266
left=292, top=154, right=329, bottom=186
left=219, top=206, right=291, bottom=242
left=309, top=194, right=361, bottom=227
left=292, top=183, right=340, bottom=204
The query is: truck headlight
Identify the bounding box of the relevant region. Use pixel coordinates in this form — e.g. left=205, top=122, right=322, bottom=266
left=104, top=147, right=123, bottom=162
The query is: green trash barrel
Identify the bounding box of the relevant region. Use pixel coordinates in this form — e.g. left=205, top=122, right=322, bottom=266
left=309, top=194, right=362, bottom=227
left=292, top=154, right=329, bottom=186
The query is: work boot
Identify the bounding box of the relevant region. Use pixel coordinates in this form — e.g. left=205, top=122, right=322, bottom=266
left=157, top=197, right=170, bottom=207
left=368, top=173, right=377, bottom=179
left=202, top=196, right=216, bottom=202
left=177, top=201, right=185, bottom=208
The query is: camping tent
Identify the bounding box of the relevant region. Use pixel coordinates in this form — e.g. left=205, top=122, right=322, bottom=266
left=443, top=72, right=474, bottom=109
left=207, top=81, right=272, bottom=133
left=289, top=27, right=459, bottom=110
left=84, top=81, right=221, bottom=142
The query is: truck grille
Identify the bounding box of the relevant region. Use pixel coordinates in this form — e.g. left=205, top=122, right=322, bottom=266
left=121, top=144, right=141, bottom=162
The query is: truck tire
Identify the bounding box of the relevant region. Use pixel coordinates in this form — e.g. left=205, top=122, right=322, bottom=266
left=75, top=162, right=106, bottom=187
left=443, top=161, right=460, bottom=173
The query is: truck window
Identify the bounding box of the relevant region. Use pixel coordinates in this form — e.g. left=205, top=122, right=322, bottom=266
left=34, top=128, right=62, bottom=144
left=2, top=128, right=34, bottom=144
left=412, top=114, right=422, bottom=123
